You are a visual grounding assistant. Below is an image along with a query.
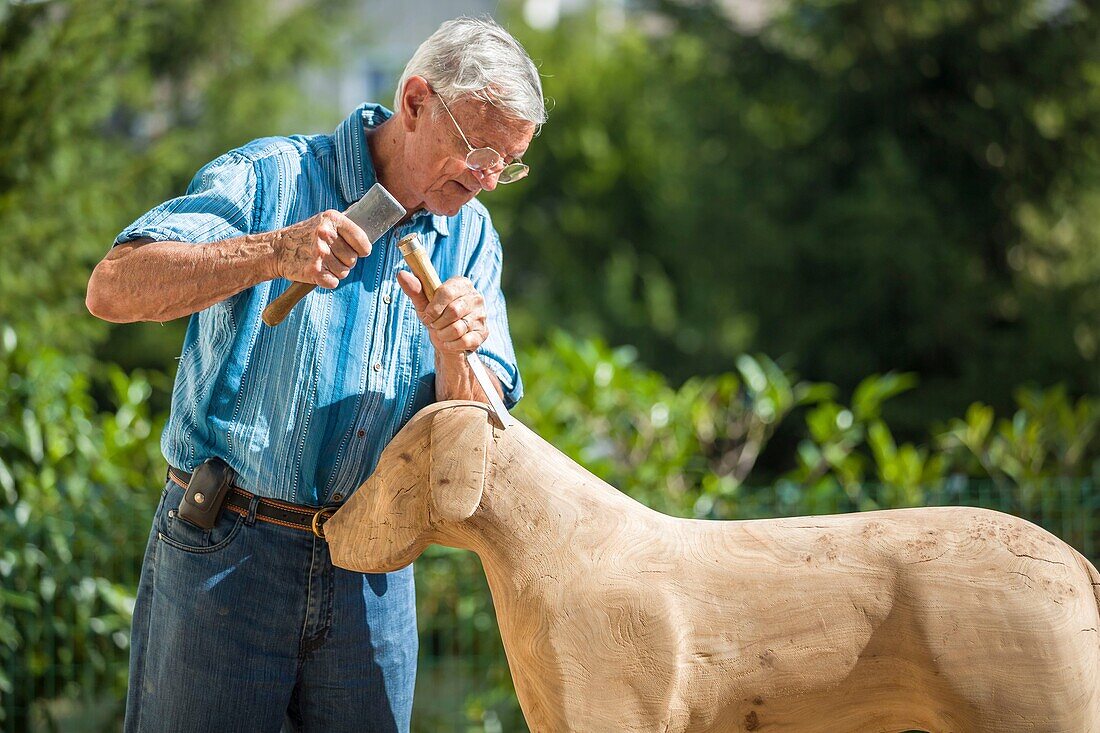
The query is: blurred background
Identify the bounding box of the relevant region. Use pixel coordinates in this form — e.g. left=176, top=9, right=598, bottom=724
left=2, top=0, right=1099, bottom=729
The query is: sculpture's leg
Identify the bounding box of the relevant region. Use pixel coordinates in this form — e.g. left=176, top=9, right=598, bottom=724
left=499, top=593, right=688, bottom=733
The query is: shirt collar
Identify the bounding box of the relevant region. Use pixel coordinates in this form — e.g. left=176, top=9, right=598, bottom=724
left=334, top=103, right=450, bottom=237
left=411, top=209, right=450, bottom=237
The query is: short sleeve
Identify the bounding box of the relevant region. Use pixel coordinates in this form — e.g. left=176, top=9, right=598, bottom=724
left=113, top=152, right=258, bottom=247
left=466, top=223, right=524, bottom=408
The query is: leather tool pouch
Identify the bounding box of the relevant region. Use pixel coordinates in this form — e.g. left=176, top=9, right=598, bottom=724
left=177, top=457, right=234, bottom=530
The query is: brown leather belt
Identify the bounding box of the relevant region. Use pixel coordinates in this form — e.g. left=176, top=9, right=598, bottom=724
left=167, top=466, right=337, bottom=538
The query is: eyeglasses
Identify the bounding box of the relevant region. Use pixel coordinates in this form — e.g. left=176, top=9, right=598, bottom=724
left=435, top=93, right=529, bottom=185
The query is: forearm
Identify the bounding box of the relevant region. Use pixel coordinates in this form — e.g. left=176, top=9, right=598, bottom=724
left=435, top=352, right=504, bottom=403
left=86, top=233, right=278, bottom=323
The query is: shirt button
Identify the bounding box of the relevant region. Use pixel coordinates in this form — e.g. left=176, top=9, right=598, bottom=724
left=383, top=294, right=392, bottom=304
left=332, top=492, right=344, bottom=502
left=357, top=429, right=365, bottom=438
left=372, top=363, right=381, bottom=372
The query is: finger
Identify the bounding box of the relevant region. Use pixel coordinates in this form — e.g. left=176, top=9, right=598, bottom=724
left=439, top=315, right=472, bottom=342
left=474, top=317, right=489, bottom=342
left=329, top=238, right=359, bottom=269
left=441, top=329, right=485, bottom=353
left=316, top=263, right=340, bottom=289
left=321, top=253, right=351, bottom=280
left=307, top=240, right=336, bottom=285
left=428, top=288, right=483, bottom=329
left=430, top=297, right=477, bottom=331
left=441, top=318, right=488, bottom=349
left=470, top=317, right=489, bottom=343
left=316, top=218, right=339, bottom=244
left=424, top=277, right=475, bottom=321
left=397, top=270, right=429, bottom=312
left=332, top=212, right=374, bottom=257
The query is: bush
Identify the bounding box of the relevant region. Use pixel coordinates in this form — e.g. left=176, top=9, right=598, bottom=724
left=0, top=327, right=164, bottom=728
left=494, top=1, right=1100, bottom=437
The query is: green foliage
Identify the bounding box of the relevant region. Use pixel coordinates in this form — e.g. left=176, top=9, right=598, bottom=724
left=413, top=546, right=522, bottom=732
left=786, top=372, right=928, bottom=498
left=0, top=327, right=164, bottom=727
left=0, top=0, right=351, bottom=368
left=513, top=332, right=1100, bottom=513
left=494, top=0, right=1100, bottom=436
left=938, top=384, right=1100, bottom=487
left=513, top=331, right=830, bottom=515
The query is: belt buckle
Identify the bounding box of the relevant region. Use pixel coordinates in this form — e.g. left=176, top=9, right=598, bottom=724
left=311, top=506, right=337, bottom=539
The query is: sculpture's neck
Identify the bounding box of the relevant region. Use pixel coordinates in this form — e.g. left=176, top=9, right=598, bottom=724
left=433, top=424, right=652, bottom=595
left=425, top=420, right=672, bottom=718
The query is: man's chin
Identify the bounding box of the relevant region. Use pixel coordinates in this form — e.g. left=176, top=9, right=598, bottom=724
left=427, top=196, right=475, bottom=218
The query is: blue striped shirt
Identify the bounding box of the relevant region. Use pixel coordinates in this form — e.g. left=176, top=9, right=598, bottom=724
left=115, top=103, right=522, bottom=505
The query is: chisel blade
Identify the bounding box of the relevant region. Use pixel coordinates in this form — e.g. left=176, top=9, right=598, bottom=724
left=466, top=351, right=514, bottom=429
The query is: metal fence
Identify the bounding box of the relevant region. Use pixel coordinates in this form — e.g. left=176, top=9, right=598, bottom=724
left=4, top=479, right=1098, bottom=732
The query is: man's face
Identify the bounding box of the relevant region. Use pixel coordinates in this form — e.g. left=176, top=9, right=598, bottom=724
left=408, top=95, right=536, bottom=217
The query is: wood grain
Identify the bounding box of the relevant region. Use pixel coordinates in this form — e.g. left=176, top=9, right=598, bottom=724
left=326, top=400, right=1100, bottom=732
left=261, top=281, right=315, bottom=326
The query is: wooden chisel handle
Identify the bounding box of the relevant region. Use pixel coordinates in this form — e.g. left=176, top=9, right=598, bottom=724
left=397, top=233, right=442, bottom=300
left=397, top=232, right=513, bottom=427
left=262, top=282, right=315, bottom=326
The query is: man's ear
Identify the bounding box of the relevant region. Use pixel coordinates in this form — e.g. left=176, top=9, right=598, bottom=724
left=400, top=75, right=431, bottom=132
left=429, top=406, right=491, bottom=523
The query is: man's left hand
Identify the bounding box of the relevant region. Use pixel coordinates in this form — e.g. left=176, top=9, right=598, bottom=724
left=397, top=272, right=489, bottom=354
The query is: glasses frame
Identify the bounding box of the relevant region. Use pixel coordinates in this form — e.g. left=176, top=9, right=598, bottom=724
left=435, top=93, right=529, bottom=185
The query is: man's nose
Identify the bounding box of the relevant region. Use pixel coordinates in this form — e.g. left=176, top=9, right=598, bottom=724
left=474, top=168, right=501, bottom=192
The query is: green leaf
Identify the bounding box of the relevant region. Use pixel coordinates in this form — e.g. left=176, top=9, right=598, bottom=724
left=851, top=373, right=918, bottom=421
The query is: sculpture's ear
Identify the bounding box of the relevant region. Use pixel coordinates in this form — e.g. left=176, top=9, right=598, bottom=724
left=428, top=406, right=491, bottom=524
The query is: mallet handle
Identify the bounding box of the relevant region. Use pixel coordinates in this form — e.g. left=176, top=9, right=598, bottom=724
left=262, top=282, right=315, bottom=326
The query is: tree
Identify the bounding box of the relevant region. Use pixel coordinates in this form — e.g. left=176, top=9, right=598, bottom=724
left=493, top=0, right=1100, bottom=436
left=0, top=0, right=352, bottom=725
left=0, top=0, right=352, bottom=369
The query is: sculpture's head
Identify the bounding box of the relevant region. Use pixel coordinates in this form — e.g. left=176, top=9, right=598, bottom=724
left=326, top=401, right=494, bottom=573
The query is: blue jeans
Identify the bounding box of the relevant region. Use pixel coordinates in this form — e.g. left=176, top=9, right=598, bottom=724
left=125, top=479, right=418, bottom=732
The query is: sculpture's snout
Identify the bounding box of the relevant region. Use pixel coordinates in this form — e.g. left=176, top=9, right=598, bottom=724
left=326, top=401, right=496, bottom=573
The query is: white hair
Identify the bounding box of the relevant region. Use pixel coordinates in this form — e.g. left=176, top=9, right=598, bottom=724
left=394, top=16, right=547, bottom=124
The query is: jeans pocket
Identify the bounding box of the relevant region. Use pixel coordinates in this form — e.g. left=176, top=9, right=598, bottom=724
left=157, top=493, right=245, bottom=554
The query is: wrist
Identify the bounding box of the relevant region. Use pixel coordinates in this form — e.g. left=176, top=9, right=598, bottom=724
left=256, top=231, right=283, bottom=281
left=435, top=351, right=468, bottom=370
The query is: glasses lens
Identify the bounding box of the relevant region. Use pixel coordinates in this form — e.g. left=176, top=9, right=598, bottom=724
left=466, top=147, right=502, bottom=171
left=497, top=163, right=529, bottom=184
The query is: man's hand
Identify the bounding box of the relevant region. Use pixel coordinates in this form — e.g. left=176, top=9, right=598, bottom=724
left=397, top=272, right=489, bottom=354
left=271, top=210, right=374, bottom=288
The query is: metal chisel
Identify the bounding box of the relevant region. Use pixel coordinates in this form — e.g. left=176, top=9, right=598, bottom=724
left=397, top=232, right=513, bottom=429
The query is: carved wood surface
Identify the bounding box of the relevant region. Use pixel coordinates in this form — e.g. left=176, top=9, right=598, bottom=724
left=325, top=401, right=1100, bottom=732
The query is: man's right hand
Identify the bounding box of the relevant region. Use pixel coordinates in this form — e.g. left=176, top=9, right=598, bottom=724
left=271, top=210, right=374, bottom=289
left=87, top=210, right=377, bottom=324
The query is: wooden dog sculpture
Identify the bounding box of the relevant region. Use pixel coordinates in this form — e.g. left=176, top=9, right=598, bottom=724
left=325, top=401, right=1100, bottom=732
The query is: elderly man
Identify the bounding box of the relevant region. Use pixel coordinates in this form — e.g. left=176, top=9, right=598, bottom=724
left=85, top=16, right=544, bottom=732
